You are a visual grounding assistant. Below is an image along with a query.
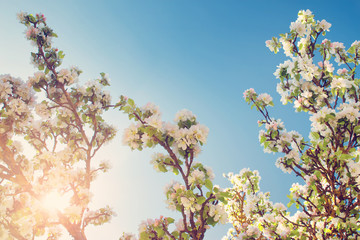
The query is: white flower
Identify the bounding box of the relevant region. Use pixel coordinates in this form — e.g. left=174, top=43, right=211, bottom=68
left=150, top=153, right=166, bottom=172
left=297, top=9, right=313, bottom=22
left=274, top=202, right=287, bottom=211
left=277, top=222, right=290, bottom=237
left=293, top=211, right=308, bottom=221
left=347, top=161, right=360, bottom=178
left=330, top=77, right=353, bottom=89
left=28, top=71, right=45, bottom=85
left=298, top=37, right=310, bottom=55
left=208, top=204, right=228, bottom=224
left=175, top=218, right=185, bottom=231
left=142, top=102, right=160, bottom=115
left=297, top=56, right=319, bottom=81
left=144, top=115, right=162, bottom=129
left=330, top=41, right=345, bottom=55
left=204, top=166, right=215, bottom=180
left=25, top=26, right=40, bottom=39
left=138, top=221, right=147, bottom=233
left=188, top=169, right=205, bottom=185
left=246, top=225, right=260, bottom=237
left=189, top=124, right=209, bottom=144
left=162, top=122, right=179, bottom=137
left=175, top=128, right=190, bottom=150
left=174, top=109, right=196, bottom=122
left=122, top=123, right=141, bottom=149
left=265, top=38, right=278, bottom=53
left=17, top=12, right=27, bottom=22
left=256, top=93, right=273, bottom=105
left=276, top=157, right=292, bottom=174
left=337, top=68, right=348, bottom=75
left=243, top=88, right=256, bottom=99
left=338, top=104, right=360, bottom=122
left=290, top=22, right=306, bottom=37
left=0, top=80, right=12, bottom=99
left=318, top=60, right=334, bottom=73
left=120, top=233, right=137, bottom=240
left=351, top=40, right=360, bottom=47
left=317, top=19, right=331, bottom=31
left=280, top=38, right=292, bottom=56
left=35, top=102, right=51, bottom=119
left=286, top=149, right=300, bottom=164
left=58, top=69, right=73, bottom=84
left=180, top=197, right=192, bottom=210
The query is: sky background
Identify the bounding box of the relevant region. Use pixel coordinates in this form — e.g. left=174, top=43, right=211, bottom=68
left=1, top=1, right=360, bottom=239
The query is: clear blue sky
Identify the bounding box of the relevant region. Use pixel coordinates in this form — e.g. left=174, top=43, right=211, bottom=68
left=1, top=1, right=360, bottom=239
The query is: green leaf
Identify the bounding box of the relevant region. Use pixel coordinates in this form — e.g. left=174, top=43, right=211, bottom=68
left=155, top=228, right=164, bottom=237
left=28, top=14, right=36, bottom=23
left=314, top=170, right=321, bottom=179
left=58, top=50, right=65, bottom=59
left=158, top=164, right=168, bottom=173
left=167, top=217, right=175, bottom=224
left=271, top=130, right=278, bottom=139
left=33, top=87, right=41, bottom=92
left=173, top=167, right=179, bottom=175
left=339, top=154, right=353, bottom=161
left=310, top=132, right=320, bottom=140
left=139, top=232, right=149, bottom=240
left=122, top=106, right=130, bottom=113
left=207, top=216, right=217, bottom=226
left=287, top=199, right=295, bottom=208
left=128, top=98, right=135, bottom=107
left=219, top=191, right=231, bottom=199
left=197, top=196, right=206, bottom=205
left=204, top=179, right=213, bottom=191
left=146, top=141, right=153, bottom=148
left=82, top=114, right=87, bottom=122
left=348, top=46, right=356, bottom=54
left=172, top=231, right=179, bottom=238
left=354, top=126, right=360, bottom=134
left=7, top=139, right=13, bottom=146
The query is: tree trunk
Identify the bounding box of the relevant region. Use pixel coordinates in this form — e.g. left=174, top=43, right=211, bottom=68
left=59, top=213, right=87, bottom=240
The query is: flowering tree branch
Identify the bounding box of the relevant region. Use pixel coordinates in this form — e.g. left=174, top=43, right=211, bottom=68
left=224, top=9, right=360, bottom=239
left=117, top=99, right=228, bottom=240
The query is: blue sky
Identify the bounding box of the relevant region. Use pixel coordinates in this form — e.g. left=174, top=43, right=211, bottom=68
left=1, top=1, right=360, bottom=239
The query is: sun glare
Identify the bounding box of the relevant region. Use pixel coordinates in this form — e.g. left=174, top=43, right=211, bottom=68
left=42, top=191, right=71, bottom=213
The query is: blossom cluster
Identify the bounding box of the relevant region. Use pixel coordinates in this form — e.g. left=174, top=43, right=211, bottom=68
left=226, top=9, right=360, bottom=239
left=123, top=106, right=209, bottom=156
left=118, top=98, right=228, bottom=239
left=0, top=13, right=118, bottom=240
left=0, top=74, right=35, bottom=135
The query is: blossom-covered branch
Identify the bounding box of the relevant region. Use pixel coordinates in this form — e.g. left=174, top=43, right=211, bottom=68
left=117, top=99, right=229, bottom=240
left=0, top=13, right=117, bottom=239
left=224, top=9, right=360, bottom=239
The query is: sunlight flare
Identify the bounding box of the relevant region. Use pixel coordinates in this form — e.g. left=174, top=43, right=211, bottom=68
left=41, top=190, right=71, bottom=213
